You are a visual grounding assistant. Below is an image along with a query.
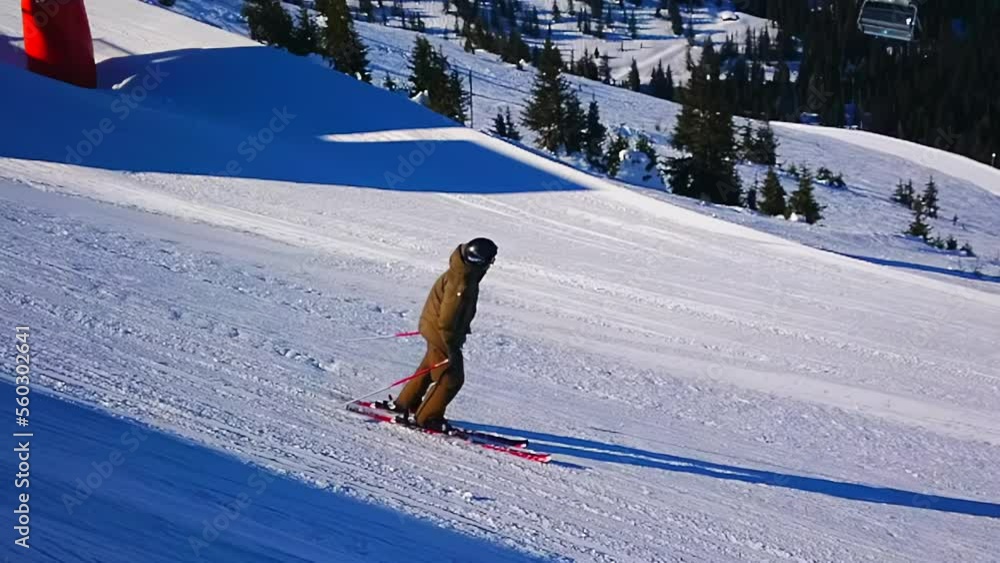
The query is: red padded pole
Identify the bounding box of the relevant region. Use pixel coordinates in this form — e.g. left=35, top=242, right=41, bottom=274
left=22, top=0, right=97, bottom=88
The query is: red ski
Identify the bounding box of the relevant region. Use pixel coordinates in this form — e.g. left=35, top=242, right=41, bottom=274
left=346, top=401, right=551, bottom=464
left=355, top=400, right=530, bottom=448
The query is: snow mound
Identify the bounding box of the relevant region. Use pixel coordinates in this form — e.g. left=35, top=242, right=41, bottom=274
left=616, top=149, right=665, bottom=190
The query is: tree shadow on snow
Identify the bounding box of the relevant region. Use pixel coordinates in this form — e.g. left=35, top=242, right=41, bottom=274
left=454, top=421, right=1000, bottom=519
left=0, top=45, right=588, bottom=194
left=832, top=252, right=1000, bottom=284
left=0, top=384, right=556, bottom=563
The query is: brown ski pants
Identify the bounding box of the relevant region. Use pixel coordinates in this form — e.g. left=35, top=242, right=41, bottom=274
left=394, top=341, right=464, bottom=426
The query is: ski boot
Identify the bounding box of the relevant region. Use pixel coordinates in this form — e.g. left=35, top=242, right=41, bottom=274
left=419, top=417, right=454, bottom=434
left=374, top=395, right=409, bottom=414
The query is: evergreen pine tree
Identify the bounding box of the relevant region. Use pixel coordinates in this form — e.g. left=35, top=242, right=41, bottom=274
left=606, top=133, right=629, bottom=177
left=408, top=37, right=439, bottom=95
left=562, top=93, right=586, bottom=154
left=668, top=39, right=741, bottom=205
left=504, top=107, right=522, bottom=141
left=668, top=0, right=683, bottom=35
left=584, top=100, right=607, bottom=170
left=552, top=0, right=561, bottom=21
left=648, top=60, right=674, bottom=100
left=788, top=168, right=824, bottom=224
left=445, top=70, right=469, bottom=123
left=324, top=0, right=370, bottom=81
left=746, top=176, right=759, bottom=211
left=635, top=134, right=658, bottom=172
left=359, top=0, right=375, bottom=22
left=758, top=167, right=787, bottom=217
left=523, top=38, right=570, bottom=152
left=407, top=37, right=466, bottom=122
left=288, top=3, right=319, bottom=56
left=242, top=0, right=294, bottom=48
left=892, top=180, right=908, bottom=205
left=906, top=197, right=932, bottom=240
left=922, top=176, right=940, bottom=219
left=627, top=59, right=641, bottom=92
left=739, top=124, right=754, bottom=160
left=746, top=122, right=778, bottom=166
left=893, top=179, right=920, bottom=207
left=491, top=110, right=509, bottom=138
left=648, top=62, right=662, bottom=97
left=664, top=65, right=674, bottom=100
left=599, top=54, right=612, bottom=84
left=628, top=9, right=638, bottom=38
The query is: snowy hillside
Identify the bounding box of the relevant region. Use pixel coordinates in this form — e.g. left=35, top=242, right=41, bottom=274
left=2, top=1, right=1000, bottom=562
left=135, top=0, right=1000, bottom=287
left=149, top=0, right=770, bottom=82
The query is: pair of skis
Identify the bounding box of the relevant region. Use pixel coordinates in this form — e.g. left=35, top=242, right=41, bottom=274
left=346, top=400, right=551, bottom=464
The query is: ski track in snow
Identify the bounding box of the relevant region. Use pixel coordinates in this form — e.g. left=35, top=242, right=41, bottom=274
left=1, top=1, right=1000, bottom=561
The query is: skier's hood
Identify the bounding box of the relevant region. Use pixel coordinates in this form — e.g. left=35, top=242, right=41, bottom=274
left=449, top=245, right=489, bottom=283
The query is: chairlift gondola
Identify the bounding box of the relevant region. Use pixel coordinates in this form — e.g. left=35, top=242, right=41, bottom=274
left=857, top=0, right=919, bottom=42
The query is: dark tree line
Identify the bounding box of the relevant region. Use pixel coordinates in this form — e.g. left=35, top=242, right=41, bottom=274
left=243, top=0, right=370, bottom=80
left=735, top=0, right=1000, bottom=165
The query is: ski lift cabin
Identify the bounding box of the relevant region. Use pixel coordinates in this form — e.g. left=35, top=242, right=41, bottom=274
left=857, top=0, right=919, bottom=42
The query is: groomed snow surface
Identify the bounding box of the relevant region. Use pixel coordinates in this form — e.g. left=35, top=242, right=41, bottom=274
left=1, top=1, right=999, bottom=562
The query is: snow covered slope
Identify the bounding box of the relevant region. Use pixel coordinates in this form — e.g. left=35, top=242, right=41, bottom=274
left=119, top=0, right=1000, bottom=287
left=1, top=1, right=999, bottom=562
left=0, top=381, right=548, bottom=562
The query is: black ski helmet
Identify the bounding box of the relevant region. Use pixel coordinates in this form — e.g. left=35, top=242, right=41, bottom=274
left=462, top=237, right=497, bottom=265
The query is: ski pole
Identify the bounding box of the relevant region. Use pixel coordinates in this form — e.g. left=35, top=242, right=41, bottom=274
left=342, top=358, right=449, bottom=407
left=333, top=330, right=421, bottom=343
left=345, top=330, right=421, bottom=343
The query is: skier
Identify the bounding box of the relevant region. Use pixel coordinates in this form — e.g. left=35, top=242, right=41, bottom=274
left=388, top=238, right=497, bottom=430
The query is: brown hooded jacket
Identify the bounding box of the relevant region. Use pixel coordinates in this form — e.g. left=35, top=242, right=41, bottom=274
left=418, top=245, right=485, bottom=352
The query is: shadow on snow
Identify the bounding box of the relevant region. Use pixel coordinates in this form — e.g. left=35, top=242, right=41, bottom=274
left=454, top=420, right=1000, bottom=519
left=0, top=42, right=586, bottom=194
left=833, top=251, right=1000, bottom=284
left=0, top=384, right=554, bottom=562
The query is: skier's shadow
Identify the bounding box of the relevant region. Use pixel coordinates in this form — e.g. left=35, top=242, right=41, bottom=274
left=454, top=421, right=1000, bottom=519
